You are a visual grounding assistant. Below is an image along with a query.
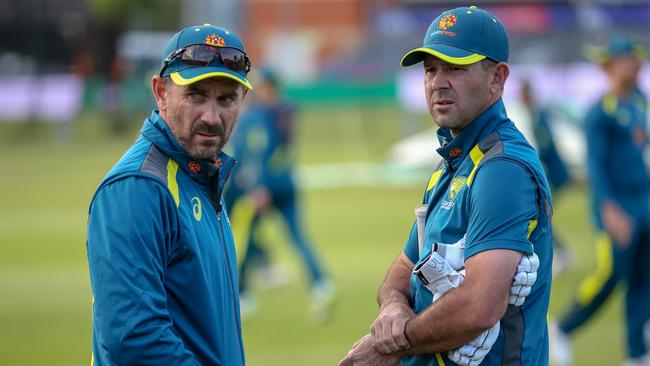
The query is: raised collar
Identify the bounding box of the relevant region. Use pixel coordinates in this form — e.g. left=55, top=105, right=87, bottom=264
left=141, top=110, right=236, bottom=187
left=436, top=99, right=509, bottom=170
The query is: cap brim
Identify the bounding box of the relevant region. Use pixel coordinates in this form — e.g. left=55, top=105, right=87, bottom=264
left=401, top=44, right=486, bottom=66
left=584, top=44, right=646, bottom=65
left=170, top=66, right=252, bottom=89
left=583, top=45, right=609, bottom=64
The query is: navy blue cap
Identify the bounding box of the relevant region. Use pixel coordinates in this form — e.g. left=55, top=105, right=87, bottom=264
left=585, top=35, right=646, bottom=64
left=161, top=24, right=252, bottom=89
left=401, top=6, right=509, bottom=67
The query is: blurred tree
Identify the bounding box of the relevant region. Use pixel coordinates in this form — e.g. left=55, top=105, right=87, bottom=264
left=88, top=0, right=181, bottom=30
left=83, top=0, right=181, bottom=134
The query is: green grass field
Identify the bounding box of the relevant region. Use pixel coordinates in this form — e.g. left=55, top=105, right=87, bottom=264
left=0, top=104, right=627, bottom=365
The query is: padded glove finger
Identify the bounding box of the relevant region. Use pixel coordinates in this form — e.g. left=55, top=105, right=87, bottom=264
left=516, top=252, right=540, bottom=273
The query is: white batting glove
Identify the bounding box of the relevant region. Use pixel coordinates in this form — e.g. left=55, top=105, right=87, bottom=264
left=434, top=236, right=466, bottom=271
left=415, top=240, right=539, bottom=366
left=413, top=251, right=465, bottom=303
left=448, top=321, right=500, bottom=366
left=448, top=252, right=540, bottom=365
left=509, top=253, right=539, bottom=306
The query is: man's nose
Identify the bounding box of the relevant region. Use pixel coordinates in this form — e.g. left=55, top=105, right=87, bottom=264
left=200, top=101, right=222, bottom=125
left=428, top=71, right=450, bottom=90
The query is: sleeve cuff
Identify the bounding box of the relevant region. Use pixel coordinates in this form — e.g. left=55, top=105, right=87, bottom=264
left=465, top=239, right=533, bottom=260
left=404, top=242, right=419, bottom=264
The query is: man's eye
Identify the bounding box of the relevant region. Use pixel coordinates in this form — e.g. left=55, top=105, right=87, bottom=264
left=218, top=95, right=236, bottom=102
left=187, top=92, right=204, bottom=100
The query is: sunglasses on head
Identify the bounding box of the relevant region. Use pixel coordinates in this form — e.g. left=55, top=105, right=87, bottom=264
left=159, top=44, right=251, bottom=77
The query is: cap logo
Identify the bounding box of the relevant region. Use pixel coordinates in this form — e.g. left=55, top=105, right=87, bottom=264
left=205, top=34, right=225, bottom=47
left=438, top=14, right=457, bottom=30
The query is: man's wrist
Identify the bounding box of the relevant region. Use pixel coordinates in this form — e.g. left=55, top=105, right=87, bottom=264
left=404, top=317, right=414, bottom=349
left=380, top=297, right=409, bottom=312
left=379, top=288, right=409, bottom=310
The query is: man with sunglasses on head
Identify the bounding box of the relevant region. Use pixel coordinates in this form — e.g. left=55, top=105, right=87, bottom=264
left=86, top=24, right=251, bottom=365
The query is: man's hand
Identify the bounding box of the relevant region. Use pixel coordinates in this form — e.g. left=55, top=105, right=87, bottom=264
left=250, top=187, right=271, bottom=213
left=340, top=334, right=402, bottom=366
left=371, top=301, right=415, bottom=354
left=601, top=201, right=632, bottom=247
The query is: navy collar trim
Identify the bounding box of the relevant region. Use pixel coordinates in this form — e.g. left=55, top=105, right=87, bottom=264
left=436, top=99, right=509, bottom=165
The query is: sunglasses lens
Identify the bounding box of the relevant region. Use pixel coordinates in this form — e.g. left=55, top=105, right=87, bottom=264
left=181, top=45, right=214, bottom=66
left=172, top=45, right=250, bottom=73
left=219, top=48, right=251, bottom=73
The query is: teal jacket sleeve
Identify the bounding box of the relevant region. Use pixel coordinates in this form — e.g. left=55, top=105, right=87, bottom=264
left=584, top=106, right=614, bottom=204
left=465, top=159, right=537, bottom=259
left=87, top=177, right=200, bottom=365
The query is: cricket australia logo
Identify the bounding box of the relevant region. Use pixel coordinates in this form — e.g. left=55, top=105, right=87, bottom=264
left=440, top=176, right=467, bottom=210
left=191, top=197, right=202, bottom=221
left=448, top=176, right=467, bottom=200
left=205, top=34, right=225, bottom=47
left=438, top=14, right=457, bottom=30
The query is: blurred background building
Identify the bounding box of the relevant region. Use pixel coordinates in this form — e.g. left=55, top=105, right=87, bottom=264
left=2, top=0, right=650, bottom=173
left=4, top=0, right=650, bottom=114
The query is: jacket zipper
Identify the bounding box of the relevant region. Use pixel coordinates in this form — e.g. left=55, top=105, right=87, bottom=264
left=208, top=166, right=244, bottom=360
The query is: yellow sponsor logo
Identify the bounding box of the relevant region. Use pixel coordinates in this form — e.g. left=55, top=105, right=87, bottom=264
left=192, top=197, right=202, bottom=221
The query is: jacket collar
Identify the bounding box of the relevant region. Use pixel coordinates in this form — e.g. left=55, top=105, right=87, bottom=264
left=141, top=110, right=236, bottom=188
left=436, top=98, right=509, bottom=170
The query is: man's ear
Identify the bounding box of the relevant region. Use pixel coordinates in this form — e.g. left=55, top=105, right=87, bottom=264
left=242, top=86, right=250, bottom=99
left=152, top=76, right=169, bottom=112
left=491, top=62, right=510, bottom=94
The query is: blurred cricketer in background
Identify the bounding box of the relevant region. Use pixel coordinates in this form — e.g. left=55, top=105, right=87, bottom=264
left=225, top=68, right=335, bottom=322
left=551, top=36, right=650, bottom=366
left=520, top=79, right=574, bottom=275
left=86, top=24, right=251, bottom=365
left=341, top=6, right=553, bottom=366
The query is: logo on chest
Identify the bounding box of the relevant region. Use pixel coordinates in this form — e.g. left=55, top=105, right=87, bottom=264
left=191, top=197, right=202, bottom=221
left=441, top=176, right=467, bottom=210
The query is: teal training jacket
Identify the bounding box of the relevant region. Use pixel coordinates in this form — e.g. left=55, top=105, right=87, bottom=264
left=87, top=110, right=244, bottom=365
left=584, top=89, right=649, bottom=224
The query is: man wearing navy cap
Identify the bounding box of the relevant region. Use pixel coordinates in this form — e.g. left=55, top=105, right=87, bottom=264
left=86, top=24, right=251, bottom=365
left=341, top=6, right=553, bottom=366
left=551, top=36, right=650, bottom=366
